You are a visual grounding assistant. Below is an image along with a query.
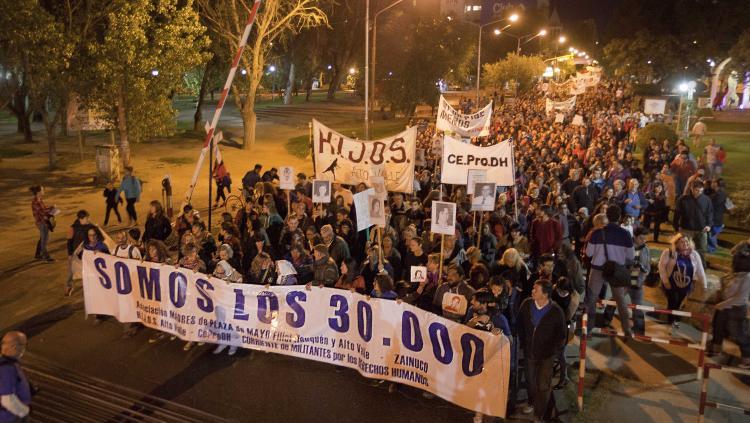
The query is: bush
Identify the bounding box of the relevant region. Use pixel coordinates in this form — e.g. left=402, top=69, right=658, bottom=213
left=636, top=123, right=678, bottom=160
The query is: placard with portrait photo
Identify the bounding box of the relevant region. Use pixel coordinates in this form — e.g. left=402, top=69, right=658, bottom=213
left=430, top=201, right=456, bottom=235
left=312, top=180, right=331, bottom=203
left=279, top=166, right=295, bottom=190
left=471, top=182, right=496, bottom=212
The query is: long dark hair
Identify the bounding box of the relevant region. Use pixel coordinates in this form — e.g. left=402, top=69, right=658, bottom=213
left=150, top=200, right=165, bottom=218
left=341, top=258, right=359, bottom=283
left=30, top=185, right=42, bottom=196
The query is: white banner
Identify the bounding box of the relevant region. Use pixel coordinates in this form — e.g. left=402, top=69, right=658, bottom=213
left=570, top=77, right=587, bottom=95
left=644, top=98, right=667, bottom=115
left=312, top=120, right=416, bottom=193
left=82, top=252, right=510, bottom=417
left=436, top=96, right=492, bottom=137
left=441, top=135, right=514, bottom=186
left=545, top=96, right=576, bottom=114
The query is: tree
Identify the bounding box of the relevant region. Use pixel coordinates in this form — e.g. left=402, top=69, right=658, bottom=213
left=198, top=0, right=327, bottom=149
left=601, top=30, right=680, bottom=82
left=729, top=28, right=750, bottom=73
left=482, top=53, right=545, bottom=94
left=379, top=14, right=475, bottom=116
left=90, top=0, right=208, bottom=165
left=318, top=1, right=364, bottom=100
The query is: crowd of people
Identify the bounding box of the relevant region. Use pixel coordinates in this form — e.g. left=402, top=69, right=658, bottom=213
left=20, top=77, right=750, bottom=423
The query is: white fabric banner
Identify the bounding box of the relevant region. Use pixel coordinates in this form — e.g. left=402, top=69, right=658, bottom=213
left=441, top=135, right=514, bottom=186
left=312, top=119, right=416, bottom=193
left=644, top=98, right=667, bottom=115
left=545, top=96, right=577, bottom=114
left=570, top=77, right=587, bottom=95
left=82, top=252, right=510, bottom=417
left=436, top=96, right=492, bottom=137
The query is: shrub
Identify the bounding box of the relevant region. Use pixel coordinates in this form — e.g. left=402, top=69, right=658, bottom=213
left=636, top=123, right=678, bottom=160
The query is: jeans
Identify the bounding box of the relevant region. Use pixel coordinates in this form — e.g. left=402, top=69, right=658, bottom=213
left=707, top=224, right=724, bottom=253
left=712, top=305, right=750, bottom=358
left=586, top=268, right=632, bottom=335
left=35, top=222, right=50, bottom=258
left=525, top=356, right=556, bottom=420
left=125, top=198, right=138, bottom=222
left=643, top=210, right=668, bottom=242
left=664, top=287, right=689, bottom=324
left=104, top=203, right=122, bottom=225
left=628, top=286, right=645, bottom=334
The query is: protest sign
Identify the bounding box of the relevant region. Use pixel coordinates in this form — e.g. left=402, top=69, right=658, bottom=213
left=312, top=119, right=416, bottom=193
left=441, top=136, right=514, bottom=186
left=312, top=180, right=331, bottom=203
left=368, top=194, right=386, bottom=228
left=279, top=167, right=295, bottom=190
left=545, top=96, right=576, bottom=114
left=572, top=114, right=585, bottom=126
left=82, top=251, right=511, bottom=417
left=436, top=96, right=492, bottom=137
left=369, top=175, right=387, bottom=200
left=471, top=182, right=496, bottom=212
left=554, top=113, right=565, bottom=123
left=353, top=188, right=375, bottom=231
left=431, top=201, right=456, bottom=235
left=410, top=266, right=427, bottom=283
left=465, top=169, right=487, bottom=195
left=644, top=98, right=667, bottom=115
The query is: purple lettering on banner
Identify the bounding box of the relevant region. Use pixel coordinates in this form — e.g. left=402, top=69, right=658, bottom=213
left=195, top=279, right=214, bottom=313
left=114, top=262, right=132, bottom=295
left=257, top=291, right=279, bottom=324
left=233, top=289, right=250, bottom=321
left=137, top=266, right=161, bottom=301
left=168, top=272, right=187, bottom=308
left=94, top=257, right=111, bottom=289
left=285, top=291, right=306, bottom=328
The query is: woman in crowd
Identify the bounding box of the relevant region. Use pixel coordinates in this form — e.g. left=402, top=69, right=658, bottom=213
left=30, top=185, right=54, bottom=262
left=658, top=233, right=707, bottom=330
left=335, top=258, right=365, bottom=292
left=142, top=200, right=172, bottom=243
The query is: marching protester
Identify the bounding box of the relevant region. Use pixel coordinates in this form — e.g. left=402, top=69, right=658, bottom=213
left=658, top=233, right=707, bottom=331
left=30, top=185, right=54, bottom=262
left=102, top=181, right=123, bottom=226
left=0, top=331, right=31, bottom=422
left=118, top=166, right=142, bottom=226
left=66, top=210, right=95, bottom=296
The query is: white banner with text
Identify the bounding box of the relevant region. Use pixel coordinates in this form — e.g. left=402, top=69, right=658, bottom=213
left=440, top=135, right=514, bottom=186
left=312, top=120, right=416, bottom=193
left=82, top=252, right=510, bottom=417
left=436, top=96, right=492, bottom=138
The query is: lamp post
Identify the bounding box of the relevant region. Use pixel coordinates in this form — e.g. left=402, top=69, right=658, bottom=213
left=474, top=14, right=519, bottom=105
left=371, top=0, right=403, bottom=120
left=365, top=0, right=370, bottom=139
left=496, top=29, right=547, bottom=54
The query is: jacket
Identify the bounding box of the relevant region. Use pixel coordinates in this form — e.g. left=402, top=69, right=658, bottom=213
left=658, top=249, right=707, bottom=290
left=327, top=236, right=351, bottom=267
left=118, top=175, right=142, bottom=201
left=673, top=193, right=713, bottom=231
left=518, top=298, right=566, bottom=360
left=313, top=255, right=339, bottom=287
left=142, top=215, right=172, bottom=243
left=715, top=272, right=750, bottom=310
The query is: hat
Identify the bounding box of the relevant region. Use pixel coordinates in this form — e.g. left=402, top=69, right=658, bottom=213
left=220, top=243, right=234, bottom=259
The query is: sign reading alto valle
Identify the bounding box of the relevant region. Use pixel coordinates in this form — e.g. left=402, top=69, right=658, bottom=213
left=441, top=135, right=514, bottom=186
left=312, top=119, right=416, bottom=193
left=436, top=96, right=492, bottom=137
left=82, top=252, right=511, bottom=417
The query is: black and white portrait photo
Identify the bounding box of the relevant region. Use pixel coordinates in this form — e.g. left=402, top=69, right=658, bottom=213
left=430, top=201, right=456, bottom=235
left=312, top=180, right=331, bottom=203
left=471, top=182, right=496, bottom=211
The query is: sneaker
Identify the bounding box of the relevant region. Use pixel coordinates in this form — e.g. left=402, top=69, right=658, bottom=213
left=148, top=333, right=165, bottom=344
left=183, top=342, right=194, bottom=351
left=213, top=344, right=228, bottom=354
left=522, top=404, right=534, bottom=414
left=228, top=346, right=238, bottom=356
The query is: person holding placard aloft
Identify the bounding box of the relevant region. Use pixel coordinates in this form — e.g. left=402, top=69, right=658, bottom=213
left=433, top=264, right=475, bottom=322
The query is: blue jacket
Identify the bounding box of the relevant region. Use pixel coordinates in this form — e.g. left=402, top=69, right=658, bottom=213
left=118, top=175, right=142, bottom=201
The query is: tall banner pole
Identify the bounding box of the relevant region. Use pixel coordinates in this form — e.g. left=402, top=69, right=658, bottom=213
left=208, top=138, right=213, bottom=231
left=438, top=234, right=445, bottom=280
left=183, top=0, right=263, bottom=206
left=511, top=140, right=519, bottom=222
left=476, top=212, right=482, bottom=247
left=309, top=121, right=316, bottom=175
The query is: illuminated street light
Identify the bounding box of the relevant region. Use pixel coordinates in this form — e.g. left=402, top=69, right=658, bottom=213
left=240, top=69, right=247, bottom=75
left=494, top=28, right=501, bottom=35
left=508, top=14, right=519, bottom=22
left=349, top=67, right=356, bottom=75
left=558, top=35, right=566, bottom=44
left=269, top=65, right=276, bottom=72
left=327, top=64, right=332, bottom=70
left=538, top=29, right=547, bottom=36
left=647, top=60, right=652, bottom=64
left=151, top=69, right=159, bottom=76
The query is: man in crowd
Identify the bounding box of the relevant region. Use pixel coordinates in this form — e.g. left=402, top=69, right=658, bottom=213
left=674, top=180, right=713, bottom=263
left=529, top=205, right=562, bottom=258
left=311, top=244, right=338, bottom=287
left=433, top=265, right=475, bottom=322
left=320, top=224, right=350, bottom=267
left=0, top=331, right=31, bottom=422
left=518, top=280, right=566, bottom=421
left=584, top=205, right=635, bottom=338
left=242, top=164, right=263, bottom=196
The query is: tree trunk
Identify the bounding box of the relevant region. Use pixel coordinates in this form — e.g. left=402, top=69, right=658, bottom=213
left=193, top=63, right=211, bottom=132
left=284, top=63, right=295, bottom=105
left=9, top=90, right=33, bottom=143
left=327, top=69, right=343, bottom=100
left=46, top=125, right=58, bottom=169
left=116, top=87, right=131, bottom=166
left=241, top=104, right=256, bottom=150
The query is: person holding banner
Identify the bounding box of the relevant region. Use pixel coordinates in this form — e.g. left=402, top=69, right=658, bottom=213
left=311, top=244, right=339, bottom=287
left=518, top=280, right=566, bottom=420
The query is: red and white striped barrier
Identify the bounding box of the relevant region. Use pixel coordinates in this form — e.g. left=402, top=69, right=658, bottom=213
left=698, top=363, right=750, bottom=422
left=184, top=0, right=263, bottom=205
left=597, top=299, right=710, bottom=380
left=577, top=301, right=711, bottom=411
left=577, top=312, right=588, bottom=411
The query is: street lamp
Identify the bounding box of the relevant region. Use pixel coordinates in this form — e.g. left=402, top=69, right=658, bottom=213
left=349, top=67, right=356, bottom=75
left=497, top=29, right=547, bottom=54
left=558, top=35, right=566, bottom=44
left=473, top=13, right=520, bottom=104
left=370, top=0, right=406, bottom=133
